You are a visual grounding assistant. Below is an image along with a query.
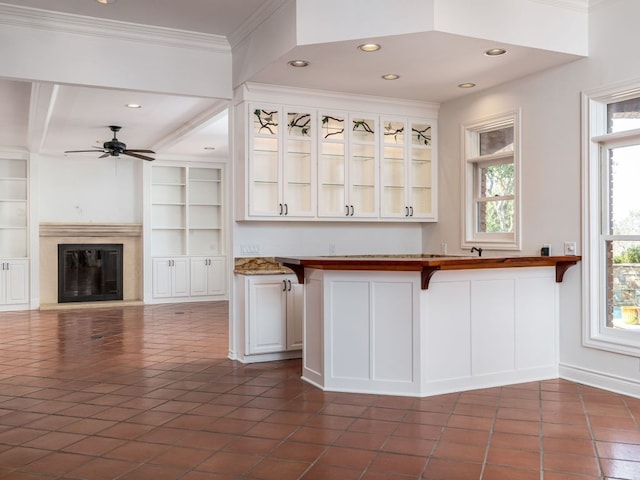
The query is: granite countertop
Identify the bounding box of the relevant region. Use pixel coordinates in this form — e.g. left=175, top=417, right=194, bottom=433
left=234, top=257, right=294, bottom=275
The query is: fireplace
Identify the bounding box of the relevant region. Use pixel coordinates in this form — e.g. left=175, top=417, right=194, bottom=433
left=58, top=244, right=123, bottom=303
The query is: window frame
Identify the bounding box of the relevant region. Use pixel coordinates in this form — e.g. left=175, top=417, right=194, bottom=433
left=583, top=81, right=640, bottom=356
left=461, top=110, right=521, bottom=251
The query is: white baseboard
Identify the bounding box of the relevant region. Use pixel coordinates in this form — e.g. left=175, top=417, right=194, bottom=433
left=560, top=362, right=640, bottom=398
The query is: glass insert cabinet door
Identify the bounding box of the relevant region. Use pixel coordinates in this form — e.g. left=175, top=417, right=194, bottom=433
left=318, top=112, right=377, bottom=218
left=380, top=118, right=433, bottom=219
left=249, top=106, right=314, bottom=217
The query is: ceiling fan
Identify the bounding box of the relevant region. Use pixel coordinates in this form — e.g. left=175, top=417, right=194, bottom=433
left=64, top=125, right=155, bottom=161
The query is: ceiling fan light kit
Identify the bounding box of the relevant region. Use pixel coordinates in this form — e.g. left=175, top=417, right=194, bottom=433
left=64, top=125, right=155, bottom=161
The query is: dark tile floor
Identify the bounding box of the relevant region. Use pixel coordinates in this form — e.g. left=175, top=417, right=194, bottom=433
left=0, top=302, right=638, bottom=479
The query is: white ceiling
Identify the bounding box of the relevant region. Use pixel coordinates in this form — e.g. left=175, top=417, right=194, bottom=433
left=0, top=0, right=584, bottom=161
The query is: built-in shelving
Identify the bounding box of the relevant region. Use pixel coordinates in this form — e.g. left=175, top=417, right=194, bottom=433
left=0, top=158, right=28, bottom=258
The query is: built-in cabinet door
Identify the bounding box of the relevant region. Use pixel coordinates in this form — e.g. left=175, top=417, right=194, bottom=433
left=408, top=121, right=434, bottom=219
left=283, top=110, right=315, bottom=217
left=0, top=259, right=28, bottom=305
left=318, top=112, right=378, bottom=218
left=249, top=106, right=315, bottom=218
left=249, top=106, right=281, bottom=217
left=247, top=276, right=288, bottom=354
left=349, top=115, right=378, bottom=217
left=245, top=274, right=302, bottom=355
left=152, top=257, right=189, bottom=298
left=190, top=256, right=226, bottom=296
left=380, top=118, right=435, bottom=220
left=286, top=281, right=304, bottom=350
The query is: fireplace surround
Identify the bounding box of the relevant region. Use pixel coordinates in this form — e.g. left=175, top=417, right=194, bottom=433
left=40, top=223, right=142, bottom=307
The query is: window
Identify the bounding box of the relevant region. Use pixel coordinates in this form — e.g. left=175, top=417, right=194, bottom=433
left=462, top=111, right=521, bottom=250
left=583, top=83, right=640, bottom=356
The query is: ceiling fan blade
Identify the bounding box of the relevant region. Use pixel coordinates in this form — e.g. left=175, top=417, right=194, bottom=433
left=98, top=152, right=111, bottom=159
left=123, top=150, right=155, bottom=161
left=125, top=149, right=156, bottom=154
left=64, top=149, right=106, bottom=154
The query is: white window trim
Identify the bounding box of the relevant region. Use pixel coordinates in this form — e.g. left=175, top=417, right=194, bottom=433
left=582, top=80, right=640, bottom=357
left=461, top=110, right=522, bottom=251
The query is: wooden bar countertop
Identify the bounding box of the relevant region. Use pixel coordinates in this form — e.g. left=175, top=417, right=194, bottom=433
left=275, top=254, right=581, bottom=290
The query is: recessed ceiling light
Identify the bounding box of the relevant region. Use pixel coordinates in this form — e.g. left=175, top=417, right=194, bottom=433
left=125, top=103, right=142, bottom=109
left=288, top=60, right=310, bottom=68
left=484, top=48, right=507, bottom=56
left=381, top=73, right=400, bottom=80
left=203, top=147, right=216, bottom=151
left=458, top=82, right=476, bottom=88
left=358, top=43, right=381, bottom=52
left=96, top=0, right=116, bottom=4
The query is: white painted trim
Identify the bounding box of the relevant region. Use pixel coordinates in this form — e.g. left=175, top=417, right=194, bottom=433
left=461, top=109, right=522, bottom=251
left=236, top=83, right=440, bottom=118
left=227, top=0, right=290, bottom=48
left=560, top=363, right=640, bottom=398
left=581, top=81, right=640, bottom=357
left=0, top=3, right=230, bottom=53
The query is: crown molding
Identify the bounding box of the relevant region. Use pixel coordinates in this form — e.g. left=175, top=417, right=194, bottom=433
left=227, top=0, right=290, bottom=48
left=237, top=82, right=440, bottom=117
left=0, top=3, right=230, bottom=53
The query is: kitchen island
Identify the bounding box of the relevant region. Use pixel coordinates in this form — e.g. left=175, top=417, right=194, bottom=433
left=276, top=254, right=580, bottom=397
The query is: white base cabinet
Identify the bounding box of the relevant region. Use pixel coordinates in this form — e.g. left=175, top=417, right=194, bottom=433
left=152, top=257, right=190, bottom=299
left=152, top=256, right=227, bottom=302
left=303, top=267, right=559, bottom=397
left=0, top=259, right=29, bottom=310
left=239, top=274, right=303, bottom=362
left=190, top=256, right=226, bottom=297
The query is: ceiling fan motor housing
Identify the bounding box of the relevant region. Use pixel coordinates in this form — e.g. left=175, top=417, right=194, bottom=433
left=104, top=139, right=126, bottom=155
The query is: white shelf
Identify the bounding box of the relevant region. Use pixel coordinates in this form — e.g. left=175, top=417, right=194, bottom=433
left=151, top=165, right=223, bottom=257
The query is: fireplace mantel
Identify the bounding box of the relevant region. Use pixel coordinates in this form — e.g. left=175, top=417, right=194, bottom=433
left=40, top=223, right=142, bottom=237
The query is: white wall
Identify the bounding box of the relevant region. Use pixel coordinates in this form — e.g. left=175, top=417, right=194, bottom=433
left=426, top=0, right=640, bottom=396
left=234, top=222, right=423, bottom=258
left=37, top=154, right=142, bottom=223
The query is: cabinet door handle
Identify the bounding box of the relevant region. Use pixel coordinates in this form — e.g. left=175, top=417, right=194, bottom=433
left=287, top=279, right=292, bottom=291
left=410, top=206, right=414, bottom=217
left=345, top=205, right=349, bottom=216
left=350, top=205, right=354, bottom=216
left=279, top=203, right=283, bottom=215
left=282, top=279, right=287, bottom=291
left=405, top=206, right=409, bottom=217
left=284, top=203, right=288, bottom=216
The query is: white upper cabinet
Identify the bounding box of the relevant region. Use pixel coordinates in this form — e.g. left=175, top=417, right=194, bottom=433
left=249, top=106, right=315, bottom=218
left=237, top=85, right=438, bottom=222
left=380, top=118, right=436, bottom=221
left=318, top=112, right=378, bottom=218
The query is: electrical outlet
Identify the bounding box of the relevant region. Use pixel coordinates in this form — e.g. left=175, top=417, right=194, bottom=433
left=564, top=241, right=577, bottom=256
left=240, top=244, right=260, bottom=255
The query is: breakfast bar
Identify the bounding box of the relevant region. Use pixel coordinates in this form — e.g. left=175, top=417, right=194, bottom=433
left=276, top=255, right=580, bottom=397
